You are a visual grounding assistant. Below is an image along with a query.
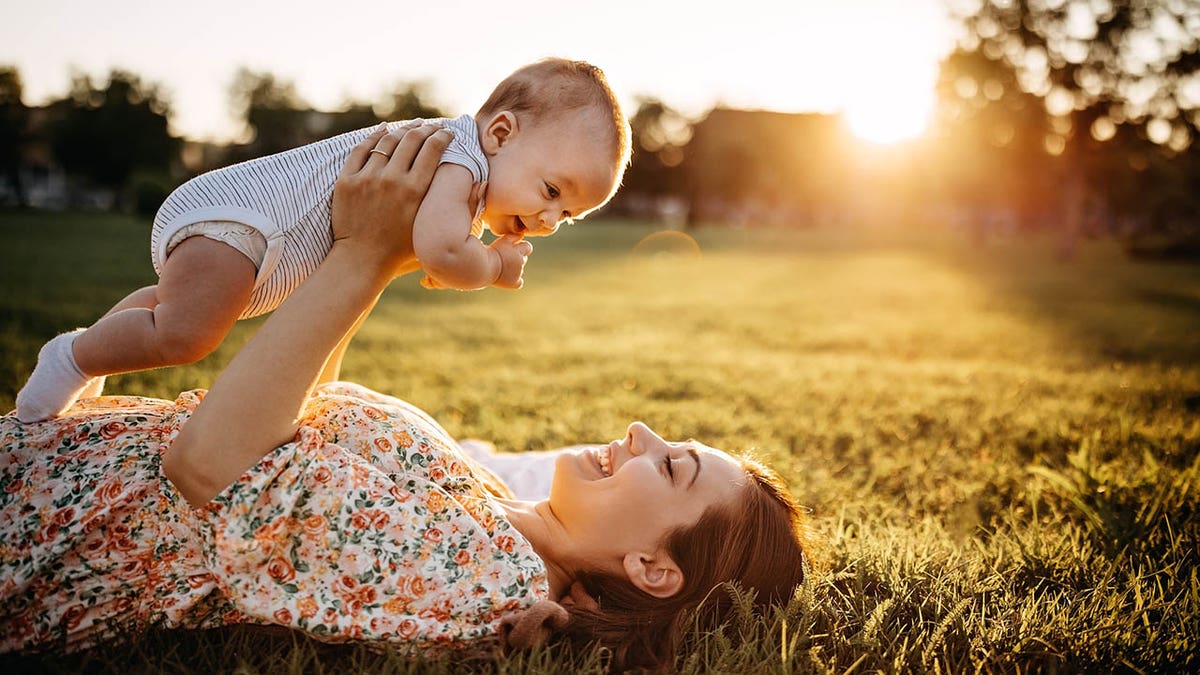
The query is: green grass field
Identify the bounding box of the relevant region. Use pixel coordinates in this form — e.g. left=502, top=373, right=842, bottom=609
left=1, top=210, right=1198, bottom=673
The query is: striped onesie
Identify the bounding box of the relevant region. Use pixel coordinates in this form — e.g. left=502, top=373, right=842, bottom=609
left=151, top=115, right=488, bottom=319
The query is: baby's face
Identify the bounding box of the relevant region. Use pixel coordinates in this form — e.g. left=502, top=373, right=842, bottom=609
left=480, top=108, right=618, bottom=238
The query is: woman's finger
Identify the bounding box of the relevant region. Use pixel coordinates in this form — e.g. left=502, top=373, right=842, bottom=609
left=341, top=124, right=389, bottom=178
left=386, top=123, right=445, bottom=172
left=409, top=128, right=454, bottom=183
left=364, top=130, right=405, bottom=168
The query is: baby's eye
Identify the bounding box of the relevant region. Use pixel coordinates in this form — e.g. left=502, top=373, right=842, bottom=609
left=545, top=182, right=560, bottom=199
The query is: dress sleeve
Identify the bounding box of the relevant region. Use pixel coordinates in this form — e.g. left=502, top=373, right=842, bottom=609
left=195, top=414, right=546, bottom=649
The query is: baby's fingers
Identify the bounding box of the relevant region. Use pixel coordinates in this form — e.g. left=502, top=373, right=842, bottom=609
left=497, top=234, right=533, bottom=257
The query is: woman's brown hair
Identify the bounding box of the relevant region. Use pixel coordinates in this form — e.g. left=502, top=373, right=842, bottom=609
left=558, top=456, right=810, bottom=671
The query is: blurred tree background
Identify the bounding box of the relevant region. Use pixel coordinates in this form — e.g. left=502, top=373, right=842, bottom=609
left=932, top=0, right=1200, bottom=255
left=1, top=0, right=1198, bottom=257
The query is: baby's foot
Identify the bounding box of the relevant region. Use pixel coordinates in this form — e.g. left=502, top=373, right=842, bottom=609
left=79, top=375, right=107, bottom=400
left=15, top=329, right=93, bottom=423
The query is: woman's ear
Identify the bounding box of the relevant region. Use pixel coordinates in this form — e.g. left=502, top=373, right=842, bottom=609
left=481, top=111, right=518, bottom=155
left=622, top=551, right=683, bottom=598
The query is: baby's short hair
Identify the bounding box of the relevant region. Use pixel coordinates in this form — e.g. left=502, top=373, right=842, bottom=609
left=478, top=58, right=631, bottom=173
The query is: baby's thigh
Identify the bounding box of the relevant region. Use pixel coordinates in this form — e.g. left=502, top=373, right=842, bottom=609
left=155, top=236, right=257, bottom=338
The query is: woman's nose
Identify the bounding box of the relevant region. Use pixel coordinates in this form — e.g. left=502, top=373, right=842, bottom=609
left=627, top=421, right=665, bottom=456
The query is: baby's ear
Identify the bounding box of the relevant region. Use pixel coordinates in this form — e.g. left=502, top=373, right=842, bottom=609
left=482, top=111, right=518, bottom=154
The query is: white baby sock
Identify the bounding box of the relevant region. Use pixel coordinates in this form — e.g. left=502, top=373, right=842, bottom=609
left=79, top=375, right=107, bottom=400
left=15, top=329, right=93, bottom=423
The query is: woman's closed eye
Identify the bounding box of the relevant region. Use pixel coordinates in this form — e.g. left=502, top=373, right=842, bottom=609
left=662, top=455, right=675, bottom=482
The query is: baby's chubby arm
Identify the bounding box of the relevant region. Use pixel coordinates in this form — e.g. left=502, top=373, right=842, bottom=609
left=413, top=164, right=531, bottom=290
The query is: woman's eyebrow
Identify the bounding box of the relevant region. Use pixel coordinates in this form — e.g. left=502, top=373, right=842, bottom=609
left=688, top=446, right=701, bottom=489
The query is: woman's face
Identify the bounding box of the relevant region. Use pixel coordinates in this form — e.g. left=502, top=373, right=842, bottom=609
left=548, top=422, right=746, bottom=570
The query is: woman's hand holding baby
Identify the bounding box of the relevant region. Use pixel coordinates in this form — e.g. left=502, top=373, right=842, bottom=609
left=333, top=122, right=453, bottom=280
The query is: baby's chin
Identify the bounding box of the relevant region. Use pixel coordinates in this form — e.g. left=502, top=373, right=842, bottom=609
left=484, top=217, right=523, bottom=238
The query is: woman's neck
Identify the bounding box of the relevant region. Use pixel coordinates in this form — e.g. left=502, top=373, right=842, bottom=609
left=496, top=498, right=574, bottom=599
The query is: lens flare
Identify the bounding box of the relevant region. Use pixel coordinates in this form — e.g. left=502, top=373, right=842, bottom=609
left=630, top=230, right=702, bottom=259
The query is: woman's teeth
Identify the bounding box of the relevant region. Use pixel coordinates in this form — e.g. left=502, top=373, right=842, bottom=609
left=598, top=445, right=612, bottom=477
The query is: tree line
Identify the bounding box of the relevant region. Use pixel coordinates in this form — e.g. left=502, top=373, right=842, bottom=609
left=2, top=1, right=1198, bottom=254
left=0, top=67, right=449, bottom=214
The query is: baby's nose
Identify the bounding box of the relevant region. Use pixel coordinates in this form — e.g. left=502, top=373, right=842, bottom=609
left=530, top=212, right=560, bottom=237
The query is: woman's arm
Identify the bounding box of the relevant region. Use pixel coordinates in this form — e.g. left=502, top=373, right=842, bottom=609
left=315, top=297, right=376, bottom=386
left=164, top=124, right=452, bottom=506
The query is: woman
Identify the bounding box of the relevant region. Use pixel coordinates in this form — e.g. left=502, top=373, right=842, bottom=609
left=0, top=125, right=809, bottom=670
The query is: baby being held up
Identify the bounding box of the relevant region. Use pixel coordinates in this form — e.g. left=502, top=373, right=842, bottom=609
left=16, top=58, right=631, bottom=422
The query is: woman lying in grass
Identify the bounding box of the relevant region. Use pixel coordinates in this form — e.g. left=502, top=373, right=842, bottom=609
left=0, top=124, right=809, bottom=671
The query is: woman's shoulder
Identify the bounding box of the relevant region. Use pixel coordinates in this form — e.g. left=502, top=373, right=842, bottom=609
left=299, top=382, right=495, bottom=494
left=303, top=381, right=452, bottom=446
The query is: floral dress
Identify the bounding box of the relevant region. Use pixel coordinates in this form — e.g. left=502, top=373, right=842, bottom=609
left=0, top=382, right=548, bottom=653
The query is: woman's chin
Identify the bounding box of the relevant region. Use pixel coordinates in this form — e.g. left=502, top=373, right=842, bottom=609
left=548, top=449, right=600, bottom=504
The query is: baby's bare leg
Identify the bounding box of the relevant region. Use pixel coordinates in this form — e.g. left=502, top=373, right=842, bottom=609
left=16, top=238, right=255, bottom=422
left=100, top=286, right=161, bottom=316
left=74, top=287, right=160, bottom=401
left=73, top=237, right=256, bottom=374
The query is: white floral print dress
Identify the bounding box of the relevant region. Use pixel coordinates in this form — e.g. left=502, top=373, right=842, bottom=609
left=0, top=382, right=548, bottom=653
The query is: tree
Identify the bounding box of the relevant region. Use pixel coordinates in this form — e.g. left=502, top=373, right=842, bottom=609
left=380, top=82, right=444, bottom=121
left=0, top=66, right=28, bottom=206
left=624, top=97, right=691, bottom=198
left=49, top=69, right=177, bottom=208
left=228, top=68, right=311, bottom=157
left=955, top=0, right=1200, bottom=143
left=951, top=0, right=1200, bottom=236
left=321, top=83, right=445, bottom=139
left=930, top=47, right=1057, bottom=229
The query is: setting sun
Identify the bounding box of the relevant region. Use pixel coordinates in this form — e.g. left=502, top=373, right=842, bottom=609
left=845, top=96, right=933, bottom=144
left=842, top=63, right=937, bottom=145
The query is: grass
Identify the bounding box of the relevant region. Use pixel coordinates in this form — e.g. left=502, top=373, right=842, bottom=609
left=1, top=209, right=1198, bottom=673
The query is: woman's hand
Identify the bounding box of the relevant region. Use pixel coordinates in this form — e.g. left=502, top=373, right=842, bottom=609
left=332, top=122, right=453, bottom=279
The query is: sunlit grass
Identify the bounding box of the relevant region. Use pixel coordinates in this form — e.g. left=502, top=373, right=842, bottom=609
left=1, top=210, right=1197, bottom=672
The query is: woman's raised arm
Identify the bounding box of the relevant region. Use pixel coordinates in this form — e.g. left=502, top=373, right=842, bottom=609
left=163, top=123, right=452, bottom=506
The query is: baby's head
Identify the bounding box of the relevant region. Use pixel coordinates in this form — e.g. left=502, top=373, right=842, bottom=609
left=475, top=58, right=631, bottom=238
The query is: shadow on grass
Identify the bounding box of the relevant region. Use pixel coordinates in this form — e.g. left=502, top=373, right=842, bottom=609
left=0, top=625, right=605, bottom=675
left=932, top=235, right=1200, bottom=368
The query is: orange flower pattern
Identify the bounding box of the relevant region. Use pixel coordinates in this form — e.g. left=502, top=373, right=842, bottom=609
left=0, top=383, right=547, bottom=653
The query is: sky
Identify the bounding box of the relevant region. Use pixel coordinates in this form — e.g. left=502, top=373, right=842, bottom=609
left=0, top=0, right=959, bottom=144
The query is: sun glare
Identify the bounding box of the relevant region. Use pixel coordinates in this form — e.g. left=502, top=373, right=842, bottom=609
left=838, top=41, right=940, bottom=146
left=845, top=91, right=933, bottom=145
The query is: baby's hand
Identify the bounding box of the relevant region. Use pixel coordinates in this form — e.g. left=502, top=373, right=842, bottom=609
left=490, top=235, right=534, bottom=289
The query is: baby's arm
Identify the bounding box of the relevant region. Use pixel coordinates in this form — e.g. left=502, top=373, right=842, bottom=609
left=414, top=164, right=513, bottom=290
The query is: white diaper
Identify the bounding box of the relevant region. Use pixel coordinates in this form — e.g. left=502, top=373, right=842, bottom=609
left=164, top=220, right=269, bottom=268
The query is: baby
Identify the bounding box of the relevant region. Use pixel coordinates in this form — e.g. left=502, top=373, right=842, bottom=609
left=16, top=58, right=631, bottom=422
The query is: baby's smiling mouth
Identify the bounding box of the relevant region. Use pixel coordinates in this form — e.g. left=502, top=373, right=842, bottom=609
left=514, top=217, right=528, bottom=234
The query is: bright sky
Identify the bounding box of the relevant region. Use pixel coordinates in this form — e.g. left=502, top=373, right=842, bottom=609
left=0, top=0, right=957, bottom=144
